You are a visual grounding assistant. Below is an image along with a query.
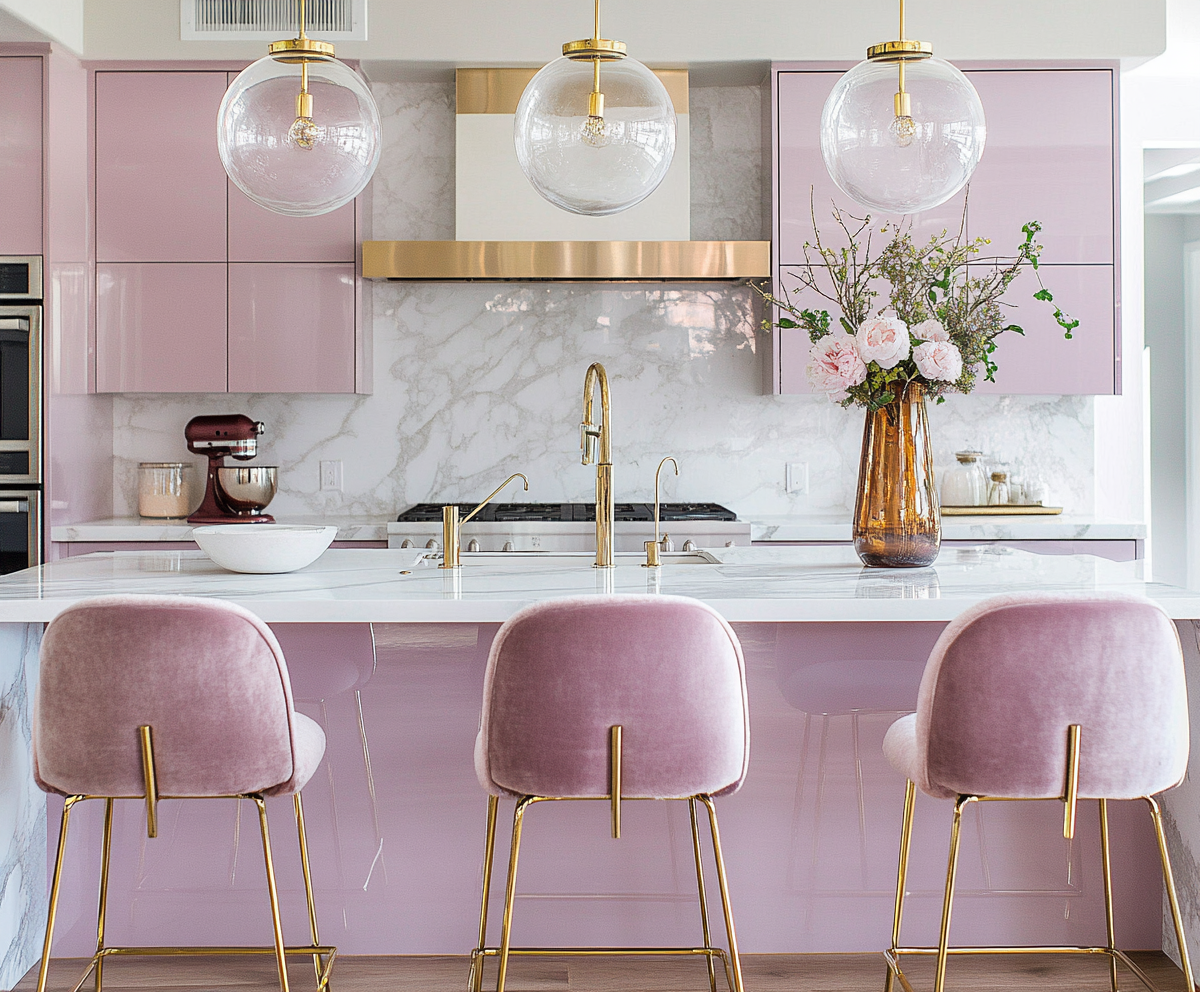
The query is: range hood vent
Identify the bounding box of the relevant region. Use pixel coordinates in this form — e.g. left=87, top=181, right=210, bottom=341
left=363, top=69, right=770, bottom=282
left=362, top=240, right=770, bottom=282
left=181, top=0, right=366, bottom=40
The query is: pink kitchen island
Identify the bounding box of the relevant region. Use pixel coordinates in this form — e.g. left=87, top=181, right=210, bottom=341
left=0, top=545, right=1197, bottom=987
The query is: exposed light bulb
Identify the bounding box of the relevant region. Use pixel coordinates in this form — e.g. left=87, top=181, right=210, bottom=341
left=890, top=114, right=917, bottom=147
left=582, top=114, right=610, bottom=148
left=289, top=116, right=320, bottom=149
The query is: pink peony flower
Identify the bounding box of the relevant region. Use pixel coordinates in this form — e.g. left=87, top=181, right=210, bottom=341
left=913, top=340, right=963, bottom=382
left=912, top=318, right=949, bottom=342
left=807, top=334, right=868, bottom=395
left=855, top=316, right=910, bottom=369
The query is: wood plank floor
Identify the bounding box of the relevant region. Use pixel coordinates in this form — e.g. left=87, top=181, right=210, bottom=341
left=16, top=952, right=1188, bottom=991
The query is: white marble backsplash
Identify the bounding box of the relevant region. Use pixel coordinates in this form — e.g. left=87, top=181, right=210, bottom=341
left=110, top=80, right=1095, bottom=521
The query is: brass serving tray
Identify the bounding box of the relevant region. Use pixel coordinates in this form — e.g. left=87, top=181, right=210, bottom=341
left=940, top=505, right=1063, bottom=516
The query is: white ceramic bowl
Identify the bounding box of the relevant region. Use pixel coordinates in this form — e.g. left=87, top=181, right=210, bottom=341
left=192, top=524, right=338, bottom=574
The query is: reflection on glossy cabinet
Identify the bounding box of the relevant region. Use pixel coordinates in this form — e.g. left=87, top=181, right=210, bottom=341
left=228, top=264, right=356, bottom=393
left=965, top=69, right=1115, bottom=263
left=96, top=263, right=227, bottom=393
left=228, top=187, right=356, bottom=262
left=95, top=71, right=228, bottom=262
left=0, top=57, right=43, bottom=255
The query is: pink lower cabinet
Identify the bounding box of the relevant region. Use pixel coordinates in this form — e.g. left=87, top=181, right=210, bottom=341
left=0, top=56, right=43, bottom=255
left=228, top=263, right=356, bottom=393
left=96, top=263, right=227, bottom=392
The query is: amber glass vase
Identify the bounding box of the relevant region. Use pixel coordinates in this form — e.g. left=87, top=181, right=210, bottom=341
left=852, top=382, right=941, bottom=568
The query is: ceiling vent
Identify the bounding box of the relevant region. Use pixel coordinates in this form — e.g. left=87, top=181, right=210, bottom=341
left=180, top=0, right=367, bottom=41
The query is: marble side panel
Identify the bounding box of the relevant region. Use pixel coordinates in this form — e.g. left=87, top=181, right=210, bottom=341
left=109, top=81, right=1096, bottom=524
left=0, top=624, right=43, bottom=991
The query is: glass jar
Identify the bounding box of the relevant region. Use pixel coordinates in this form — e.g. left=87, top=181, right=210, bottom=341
left=940, top=450, right=987, bottom=506
left=987, top=471, right=1010, bottom=506
left=138, top=463, right=192, bottom=519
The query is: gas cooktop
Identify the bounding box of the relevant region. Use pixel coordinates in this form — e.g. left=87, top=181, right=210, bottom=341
left=396, top=502, right=738, bottom=523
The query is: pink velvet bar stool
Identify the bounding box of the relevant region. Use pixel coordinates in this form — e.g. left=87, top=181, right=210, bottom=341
left=33, top=595, right=335, bottom=992
left=882, top=592, right=1192, bottom=992
left=471, top=595, right=750, bottom=992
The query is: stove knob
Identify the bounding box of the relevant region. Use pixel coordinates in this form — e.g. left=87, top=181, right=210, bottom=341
left=401, top=539, right=415, bottom=549
left=468, top=539, right=481, bottom=553
left=725, top=540, right=736, bottom=548
left=682, top=539, right=697, bottom=552
left=503, top=541, right=516, bottom=552
left=426, top=539, right=440, bottom=551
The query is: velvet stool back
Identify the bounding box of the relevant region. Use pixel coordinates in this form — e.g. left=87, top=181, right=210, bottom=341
left=880, top=592, right=1191, bottom=992
left=470, top=595, right=750, bottom=992
left=33, top=595, right=335, bottom=992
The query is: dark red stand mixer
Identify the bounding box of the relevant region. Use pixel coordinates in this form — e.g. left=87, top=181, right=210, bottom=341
left=185, top=414, right=277, bottom=524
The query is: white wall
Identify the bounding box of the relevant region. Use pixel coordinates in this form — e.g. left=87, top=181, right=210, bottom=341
left=79, top=0, right=1165, bottom=64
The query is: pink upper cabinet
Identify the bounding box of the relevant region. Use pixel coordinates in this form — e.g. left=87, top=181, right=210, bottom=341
left=974, top=264, right=1116, bottom=395
left=0, top=57, right=43, bottom=255
left=775, top=69, right=967, bottom=265
left=96, top=263, right=227, bottom=392
left=95, top=72, right=228, bottom=263
left=965, top=70, right=1115, bottom=264
left=225, top=72, right=357, bottom=263
left=227, top=263, right=355, bottom=393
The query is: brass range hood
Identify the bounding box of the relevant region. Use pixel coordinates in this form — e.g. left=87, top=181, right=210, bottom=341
left=362, top=69, right=769, bottom=282
left=361, top=240, right=770, bottom=282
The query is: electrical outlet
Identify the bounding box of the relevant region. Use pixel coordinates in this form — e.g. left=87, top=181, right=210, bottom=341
left=320, top=460, right=343, bottom=492
left=786, top=462, right=809, bottom=495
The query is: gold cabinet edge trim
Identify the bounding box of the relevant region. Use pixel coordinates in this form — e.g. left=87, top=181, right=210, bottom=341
left=361, top=241, right=770, bottom=281
left=456, top=68, right=690, bottom=115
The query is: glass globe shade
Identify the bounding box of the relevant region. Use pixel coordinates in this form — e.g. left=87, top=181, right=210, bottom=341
left=218, top=55, right=381, bottom=217
left=514, top=56, right=676, bottom=216
left=820, top=56, right=986, bottom=214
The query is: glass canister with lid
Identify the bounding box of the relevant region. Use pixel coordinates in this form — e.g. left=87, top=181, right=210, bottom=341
left=940, top=450, right=987, bottom=506
left=138, top=462, right=192, bottom=518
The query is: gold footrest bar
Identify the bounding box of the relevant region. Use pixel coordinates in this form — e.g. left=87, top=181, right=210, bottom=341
left=477, top=946, right=728, bottom=957
left=886, top=946, right=1171, bottom=992
left=95, top=944, right=337, bottom=957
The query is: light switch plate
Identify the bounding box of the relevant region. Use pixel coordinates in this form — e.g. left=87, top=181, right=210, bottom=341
left=320, top=460, right=343, bottom=492
left=786, top=462, right=809, bottom=495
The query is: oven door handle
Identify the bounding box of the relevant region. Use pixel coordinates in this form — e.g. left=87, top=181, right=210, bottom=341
left=0, top=500, right=28, bottom=513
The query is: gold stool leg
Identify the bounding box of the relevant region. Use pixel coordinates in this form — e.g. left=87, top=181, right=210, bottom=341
left=37, top=796, right=82, bottom=992
left=933, top=796, right=973, bottom=992
left=688, top=798, right=719, bottom=992
left=1099, top=799, right=1119, bottom=992
left=700, top=796, right=745, bottom=992
left=496, top=797, right=535, bottom=992
left=1146, top=796, right=1195, bottom=992
left=885, top=779, right=917, bottom=992
left=254, top=796, right=291, bottom=992
left=470, top=795, right=500, bottom=992
left=293, top=793, right=327, bottom=989
left=94, top=798, right=115, bottom=992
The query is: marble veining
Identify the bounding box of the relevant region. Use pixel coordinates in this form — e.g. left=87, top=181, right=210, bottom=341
left=107, top=81, right=1096, bottom=526
left=0, top=546, right=1194, bottom=624
left=0, top=623, right=44, bottom=990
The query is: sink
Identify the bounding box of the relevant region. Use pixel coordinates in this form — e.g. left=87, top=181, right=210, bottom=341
left=415, top=550, right=721, bottom=566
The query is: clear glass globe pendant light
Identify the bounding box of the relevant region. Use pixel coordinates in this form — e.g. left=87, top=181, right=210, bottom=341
left=820, top=0, right=985, bottom=214
left=217, top=0, right=381, bottom=217
left=514, top=0, right=676, bottom=216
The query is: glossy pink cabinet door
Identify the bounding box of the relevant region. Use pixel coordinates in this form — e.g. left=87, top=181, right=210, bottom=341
left=95, top=72, right=228, bottom=262
left=228, top=264, right=355, bottom=393
left=96, top=263, right=227, bottom=392
left=974, top=264, right=1116, bottom=394
left=775, top=69, right=967, bottom=264
left=965, top=70, right=1115, bottom=264
left=228, top=186, right=356, bottom=262
left=0, top=57, right=43, bottom=255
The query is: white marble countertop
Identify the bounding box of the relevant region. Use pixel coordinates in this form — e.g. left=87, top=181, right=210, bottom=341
left=0, top=545, right=1194, bottom=624
left=49, top=516, right=392, bottom=543
left=750, top=514, right=1147, bottom=542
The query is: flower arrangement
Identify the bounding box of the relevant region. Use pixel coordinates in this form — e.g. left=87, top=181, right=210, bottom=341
left=757, top=201, right=1079, bottom=410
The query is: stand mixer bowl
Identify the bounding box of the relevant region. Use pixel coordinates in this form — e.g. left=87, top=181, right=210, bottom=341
left=216, top=466, right=278, bottom=515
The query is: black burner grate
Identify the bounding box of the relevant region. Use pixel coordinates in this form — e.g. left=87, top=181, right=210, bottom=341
left=396, top=502, right=737, bottom=523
